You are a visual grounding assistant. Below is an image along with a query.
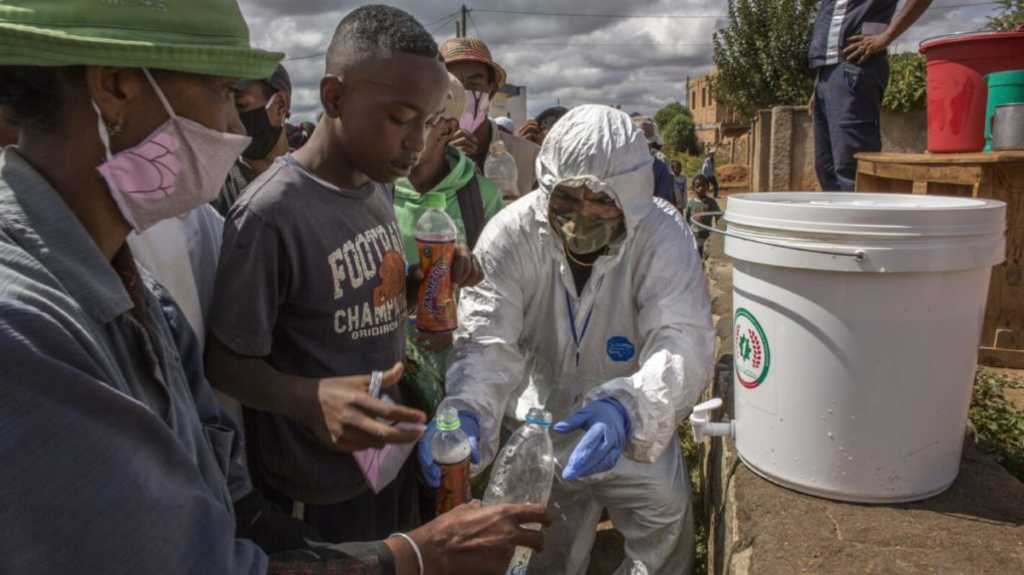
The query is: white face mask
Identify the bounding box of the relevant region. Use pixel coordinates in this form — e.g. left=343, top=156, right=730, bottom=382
left=93, top=68, right=251, bottom=232
left=459, top=91, right=491, bottom=133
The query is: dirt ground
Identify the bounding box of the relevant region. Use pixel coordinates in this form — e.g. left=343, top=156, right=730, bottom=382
left=986, top=368, right=1024, bottom=411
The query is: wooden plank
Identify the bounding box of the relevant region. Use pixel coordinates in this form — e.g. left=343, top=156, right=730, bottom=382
left=979, top=163, right=1024, bottom=359
left=856, top=151, right=1024, bottom=165
left=856, top=161, right=982, bottom=186
left=924, top=181, right=974, bottom=197
left=855, top=171, right=912, bottom=194
left=979, top=347, right=1024, bottom=370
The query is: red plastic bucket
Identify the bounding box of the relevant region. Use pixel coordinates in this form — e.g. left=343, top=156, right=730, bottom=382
left=920, top=31, right=1024, bottom=153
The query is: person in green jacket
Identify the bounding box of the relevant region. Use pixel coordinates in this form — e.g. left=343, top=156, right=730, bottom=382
left=395, top=73, right=503, bottom=264
left=393, top=73, right=503, bottom=430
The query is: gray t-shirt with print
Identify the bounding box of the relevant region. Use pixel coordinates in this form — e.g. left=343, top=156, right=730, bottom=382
left=210, top=155, right=408, bottom=504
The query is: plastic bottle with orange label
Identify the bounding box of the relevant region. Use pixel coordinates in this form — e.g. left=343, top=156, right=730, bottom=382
left=415, top=192, right=458, bottom=333
left=431, top=407, right=472, bottom=515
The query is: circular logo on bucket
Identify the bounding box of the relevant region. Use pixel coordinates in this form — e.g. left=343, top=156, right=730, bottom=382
left=735, top=308, right=771, bottom=389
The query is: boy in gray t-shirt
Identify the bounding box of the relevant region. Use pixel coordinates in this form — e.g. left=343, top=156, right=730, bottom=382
left=213, top=156, right=410, bottom=508
left=206, top=8, right=483, bottom=544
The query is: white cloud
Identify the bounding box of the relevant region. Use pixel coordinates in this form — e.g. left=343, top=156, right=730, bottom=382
left=237, top=0, right=1003, bottom=122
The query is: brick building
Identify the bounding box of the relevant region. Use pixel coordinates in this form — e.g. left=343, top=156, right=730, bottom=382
left=687, top=69, right=748, bottom=150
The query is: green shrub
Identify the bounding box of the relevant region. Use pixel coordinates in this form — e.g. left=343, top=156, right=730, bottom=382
left=970, top=369, right=1024, bottom=481
left=882, top=52, right=927, bottom=113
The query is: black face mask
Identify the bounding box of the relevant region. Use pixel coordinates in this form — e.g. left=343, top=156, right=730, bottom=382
left=239, top=106, right=283, bottom=160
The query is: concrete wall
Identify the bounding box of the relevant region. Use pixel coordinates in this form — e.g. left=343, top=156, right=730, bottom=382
left=726, top=132, right=750, bottom=166
left=749, top=106, right=926, bottom=192
left=490, top=84, right=528, bottom=131
left=697, top=126, right=718, bottom=149
left=749, top=110, right=772, bottom=194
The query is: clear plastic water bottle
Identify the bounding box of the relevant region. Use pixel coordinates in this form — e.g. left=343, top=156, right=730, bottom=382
left=431, top=407, right=472, bottom=515
left=415, top=191, right=458, bottom=333
left=483, top=408, right=555, bottom=575
left=484, top=140, right=520, bottom=202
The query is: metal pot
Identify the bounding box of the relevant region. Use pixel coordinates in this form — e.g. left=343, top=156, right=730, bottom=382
left=992, top=103, right=1024, bottom=151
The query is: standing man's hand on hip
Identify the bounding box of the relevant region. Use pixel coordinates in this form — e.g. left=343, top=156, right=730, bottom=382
left=843, top=33, right=890, bottom=65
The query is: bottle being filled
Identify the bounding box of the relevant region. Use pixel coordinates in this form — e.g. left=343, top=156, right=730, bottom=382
left=483, top=408, right=555, bottom=575
left=431, top=407, right=472, bottom=515
left=415, top=191, right=458, bottom=333
left=484, top=140, right=520, bottom=203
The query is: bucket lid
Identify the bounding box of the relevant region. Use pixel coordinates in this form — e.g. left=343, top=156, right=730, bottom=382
left=920, top=30, right=1024, bottom=53
left=724, top=193, right=1005, bottom=273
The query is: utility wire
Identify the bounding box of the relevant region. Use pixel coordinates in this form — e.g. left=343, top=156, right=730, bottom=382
left=473, top=7, right=720, bottom=20
left=474, top=1, right=999, bottom=19
left=423, top=11, right=458, bottom=29
left=499, top=41, right=713, bottom=47
left=468, top=11, right=484, bottom=41
left=429, top=15, right=458, bottom=33
left=928, top=0, right=1002, bottom=9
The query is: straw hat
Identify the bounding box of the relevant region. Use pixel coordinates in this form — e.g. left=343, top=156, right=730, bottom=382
left=0, top=0, right=281, bottom=79
left=439, top=37, right=507, bottom=89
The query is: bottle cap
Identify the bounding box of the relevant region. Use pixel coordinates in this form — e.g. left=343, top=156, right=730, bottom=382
left=424, top=191, right=447, bottom=210
left=436, top=406, right=461, bottom=431
left=524, top=407, right=552, bottom=427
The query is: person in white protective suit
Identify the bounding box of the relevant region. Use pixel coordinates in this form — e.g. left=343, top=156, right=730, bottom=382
left=417, top=104, right=715, bottom=574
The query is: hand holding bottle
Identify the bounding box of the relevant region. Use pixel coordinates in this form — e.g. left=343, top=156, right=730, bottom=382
left=418, top=410, right=481, bottom=488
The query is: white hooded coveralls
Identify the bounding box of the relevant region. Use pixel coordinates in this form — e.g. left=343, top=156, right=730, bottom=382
left=440, top=105, right=715, bottom=574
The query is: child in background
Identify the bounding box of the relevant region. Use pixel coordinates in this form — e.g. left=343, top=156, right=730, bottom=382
left=684, top=175, right=720, bottom=259
left=670, top=159, right=687, bottom=208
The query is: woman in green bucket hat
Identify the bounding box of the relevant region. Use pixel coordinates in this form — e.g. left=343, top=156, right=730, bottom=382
left=0, top=2, right=546, bottom=574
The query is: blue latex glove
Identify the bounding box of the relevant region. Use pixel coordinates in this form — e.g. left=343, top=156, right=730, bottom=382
left=553, top=398, right=631, bottom=481
left=417, top=411, right=481, bottom=488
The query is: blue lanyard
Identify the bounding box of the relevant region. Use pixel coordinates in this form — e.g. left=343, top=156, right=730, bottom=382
left=564, top=288, right=594, bottom=368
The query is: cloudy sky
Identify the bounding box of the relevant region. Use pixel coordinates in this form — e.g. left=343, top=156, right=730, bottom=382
left=236, top=0, right=1005, bottom=122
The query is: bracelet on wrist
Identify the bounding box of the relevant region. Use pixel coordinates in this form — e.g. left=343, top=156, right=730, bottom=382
left=389, top=532, right=424, bottom=575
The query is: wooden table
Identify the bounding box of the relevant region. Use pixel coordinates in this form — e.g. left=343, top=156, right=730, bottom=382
left=855, top=151, right=1024, bottom=368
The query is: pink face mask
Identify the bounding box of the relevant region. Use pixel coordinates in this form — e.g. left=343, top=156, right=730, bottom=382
left=459, top=91, right=491, bottom=133
left=94, top=69, right=251, bottom=232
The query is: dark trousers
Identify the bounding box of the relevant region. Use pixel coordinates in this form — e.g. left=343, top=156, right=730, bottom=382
left=813, top=57, right=890, bottom=191
left=708, top=175, right=720, bottom=198
left=244, top=407, right=421, bottom=544
left=259, top=457, right=421, bottom=544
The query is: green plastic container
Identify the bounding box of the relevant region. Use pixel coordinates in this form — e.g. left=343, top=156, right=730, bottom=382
left=985, top=70, right=1024, bottom=151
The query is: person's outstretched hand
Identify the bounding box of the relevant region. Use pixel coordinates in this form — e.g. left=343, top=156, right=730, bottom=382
left=315, top=362, right=426, bottom=452
left=554, top=398, right=630, bottom=480
left=417, top=410, right=481, bottom=488
left=403, top=501, right=551, bottom=575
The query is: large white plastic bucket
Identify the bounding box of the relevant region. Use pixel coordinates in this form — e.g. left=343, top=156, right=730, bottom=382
left=723, top=193, right=1006, bottom=503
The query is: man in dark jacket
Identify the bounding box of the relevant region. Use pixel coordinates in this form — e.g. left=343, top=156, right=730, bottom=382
left=810, top=0, right=933, bottom=191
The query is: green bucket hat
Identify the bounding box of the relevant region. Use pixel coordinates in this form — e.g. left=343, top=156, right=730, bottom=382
left=0, top=0, right=282, bottom=80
